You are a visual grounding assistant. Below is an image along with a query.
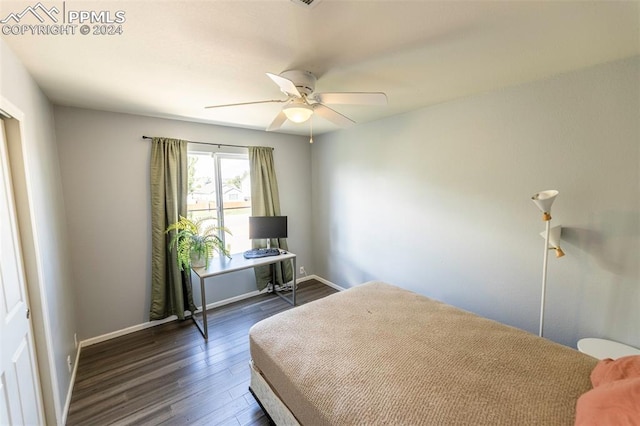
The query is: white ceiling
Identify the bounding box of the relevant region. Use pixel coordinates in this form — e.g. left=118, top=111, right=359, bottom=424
left=1, top=0, right=639, bottom=135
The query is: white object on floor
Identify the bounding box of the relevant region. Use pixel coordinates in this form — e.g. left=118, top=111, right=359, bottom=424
left=577, top=338, right=640, bottom=359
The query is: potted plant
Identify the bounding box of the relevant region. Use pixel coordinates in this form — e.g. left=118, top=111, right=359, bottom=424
left=166, top=216, right=231, bottom=270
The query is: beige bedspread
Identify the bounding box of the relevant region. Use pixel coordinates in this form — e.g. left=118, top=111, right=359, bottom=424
left=249, top=281, right=597, bottom=425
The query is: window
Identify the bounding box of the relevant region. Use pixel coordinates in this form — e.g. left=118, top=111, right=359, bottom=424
left=187, top=150, right=251, bottom=255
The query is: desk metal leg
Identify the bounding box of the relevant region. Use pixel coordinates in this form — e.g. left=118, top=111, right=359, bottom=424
left=292, top=256, right=296, bottom=305
left=192, top=274, right=208, bottom=340
left=273, top=256, right=296, bottom=307
left=201, top=275, right=208, bottom=338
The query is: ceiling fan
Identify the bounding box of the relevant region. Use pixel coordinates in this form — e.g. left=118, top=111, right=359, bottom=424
left=205, top=70, right=387, bottom=131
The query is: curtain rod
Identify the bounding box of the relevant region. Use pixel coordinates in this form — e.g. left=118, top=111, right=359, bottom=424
left=142, top=135, right=273, bottom=150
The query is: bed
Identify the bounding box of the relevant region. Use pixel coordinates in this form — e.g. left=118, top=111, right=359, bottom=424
left=248, top=281, right=598, bottom=425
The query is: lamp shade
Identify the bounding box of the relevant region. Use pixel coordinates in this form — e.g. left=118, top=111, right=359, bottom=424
left=540, top=225, right=565, bottom=257
left=283, top=104, right=313, bottom=123
left=531, top=190, right=559, bottom=221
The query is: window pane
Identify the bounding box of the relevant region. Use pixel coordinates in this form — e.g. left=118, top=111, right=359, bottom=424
left=187, top=153, right=218, bottom=221
left=219, top=157, right=251, bottom=253
left=187, top=151, right=252, bottom=257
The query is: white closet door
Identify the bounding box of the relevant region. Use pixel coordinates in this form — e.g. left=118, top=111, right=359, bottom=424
left=0, top=118, right=43, bottom=425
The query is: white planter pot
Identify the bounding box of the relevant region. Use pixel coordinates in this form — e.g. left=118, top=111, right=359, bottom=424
left=190, top=252, right=206, bottom=268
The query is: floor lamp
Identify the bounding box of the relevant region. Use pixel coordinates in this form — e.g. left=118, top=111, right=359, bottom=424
left=531, top=190, right=564, bottom=338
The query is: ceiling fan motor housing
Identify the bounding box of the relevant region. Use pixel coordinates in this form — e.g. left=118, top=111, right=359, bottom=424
left=280, top=70, right=316, bottom=96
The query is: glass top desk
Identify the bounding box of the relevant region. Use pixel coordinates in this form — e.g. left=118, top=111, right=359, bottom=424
left=191, top=251, right=297, bottom=339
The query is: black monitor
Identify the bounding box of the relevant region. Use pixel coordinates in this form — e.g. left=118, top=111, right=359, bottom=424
left=249, top=216, right=288, bottom=240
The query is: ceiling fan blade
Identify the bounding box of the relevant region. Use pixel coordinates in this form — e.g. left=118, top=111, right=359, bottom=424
left=312, top=92, right=388, bottom=106
left=312, top=104, right=356, bottom=127
left=266, top=72, right=302, bottom=98
left=205, top=99, right=286, bottom=109
left=266, top=110, right=288, bottom=132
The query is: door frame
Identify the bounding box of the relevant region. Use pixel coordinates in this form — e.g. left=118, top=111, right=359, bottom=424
left=0, top=96, right=58, bottom=424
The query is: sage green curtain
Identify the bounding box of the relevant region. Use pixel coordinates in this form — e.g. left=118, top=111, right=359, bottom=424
left=150, top=137, right=197, bottom=320
left=249, top=146, right=293, bottom=290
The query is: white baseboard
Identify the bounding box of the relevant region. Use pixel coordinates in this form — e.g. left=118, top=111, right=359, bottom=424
left=61, top=344, right=81, bottom=424
left=200, top=289, right=264, bottom=313
left=80, top=314, right=178, bottom=348
left=80, top=290, right=265, bottom=348
left=308, top=274, right=346, bottom=291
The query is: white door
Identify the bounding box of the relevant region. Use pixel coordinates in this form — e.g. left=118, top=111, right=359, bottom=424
left=0, top=119, right=43, bottom=425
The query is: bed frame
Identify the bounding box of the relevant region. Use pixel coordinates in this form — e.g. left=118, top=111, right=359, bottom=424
left=249, top=361, right=299, bottom=425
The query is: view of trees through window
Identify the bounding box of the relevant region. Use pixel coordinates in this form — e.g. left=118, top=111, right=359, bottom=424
left=187, top=151, right=251, bottom=255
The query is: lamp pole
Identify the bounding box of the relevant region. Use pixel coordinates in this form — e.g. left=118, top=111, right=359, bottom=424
left=539, top=219, right=551, bottom=337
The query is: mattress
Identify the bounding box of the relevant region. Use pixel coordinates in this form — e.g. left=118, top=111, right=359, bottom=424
left=249, top=281, right=597, bottom=425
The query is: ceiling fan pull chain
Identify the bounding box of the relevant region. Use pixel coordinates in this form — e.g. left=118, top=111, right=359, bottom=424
left=309, top=117, right=314, bottom=144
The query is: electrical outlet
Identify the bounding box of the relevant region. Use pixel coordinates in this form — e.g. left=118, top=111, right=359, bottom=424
left=299, top=266, right=306, bottom=275
left=67, top=355, right=72, bottom=373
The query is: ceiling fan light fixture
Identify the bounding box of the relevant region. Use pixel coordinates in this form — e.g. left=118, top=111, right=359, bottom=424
left=283, top=103, right=313, bottom=123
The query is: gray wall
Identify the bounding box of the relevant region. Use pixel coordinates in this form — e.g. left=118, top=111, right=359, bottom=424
left=53, top=107, right=312, bottom=340
left=1, top=39, right=78, bottom=425
left=311, top=57, right=639, bottom=349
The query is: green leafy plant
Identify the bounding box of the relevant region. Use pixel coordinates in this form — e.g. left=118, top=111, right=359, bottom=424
left=166, top=216, right=231, bottom=270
